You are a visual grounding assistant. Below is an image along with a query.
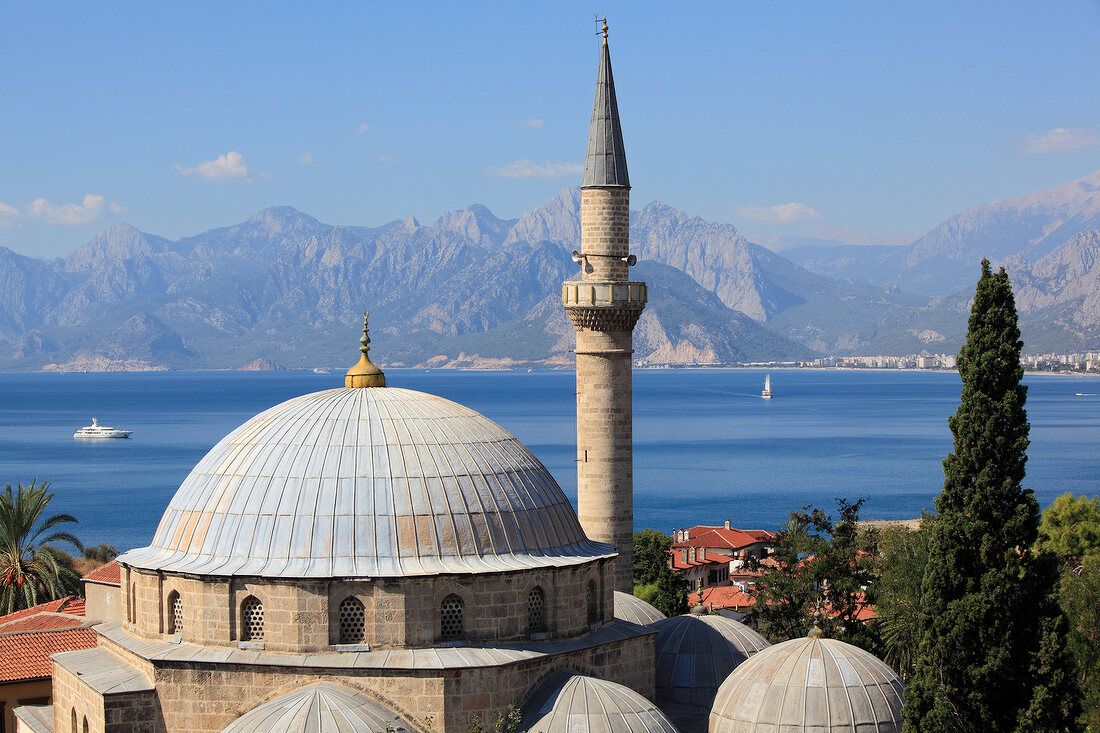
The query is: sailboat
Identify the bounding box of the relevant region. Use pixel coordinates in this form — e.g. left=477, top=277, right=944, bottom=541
left=761, top=374, right=773, bottom=399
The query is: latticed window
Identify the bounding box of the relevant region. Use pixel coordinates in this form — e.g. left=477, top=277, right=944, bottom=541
left=440, top=594, right=464, bottom=641
left=338, top=596, right=366, bottom=644
left=167, top=591, right=184, bottom=634
left=528, top=586, right=546, bottom=633
left=241, top=596, right=264, bottom=641
left=587, top=580, right=599, bottom=623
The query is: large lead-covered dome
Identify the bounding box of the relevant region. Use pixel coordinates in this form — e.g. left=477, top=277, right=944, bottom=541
left=120, top=386, right=611, bottom=578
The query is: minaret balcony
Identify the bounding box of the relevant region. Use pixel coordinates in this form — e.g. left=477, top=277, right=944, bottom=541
left=562, top=280, right=646, bottom=332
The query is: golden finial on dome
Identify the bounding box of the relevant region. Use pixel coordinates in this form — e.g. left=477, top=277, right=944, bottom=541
left=807, top=626, right=824, bottom=639
left=601, top=15, right=609, bottom=44
left=345, top=312, right=386, bottom=388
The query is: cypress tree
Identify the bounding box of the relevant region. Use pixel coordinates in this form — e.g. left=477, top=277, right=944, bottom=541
left=903, top=260, right=1078, bottom=732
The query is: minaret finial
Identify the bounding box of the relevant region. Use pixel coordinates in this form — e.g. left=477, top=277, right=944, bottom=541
left=602, top=16, right=608, bottom=44
left=345, top=311, right=386, bottom=388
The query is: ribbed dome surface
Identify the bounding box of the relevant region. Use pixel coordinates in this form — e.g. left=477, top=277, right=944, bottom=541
left=524, top=673, right=679, bottom=733
left=120, top=387, right=611, bottom=578
left=221, top=683, right=411, bottom=732
left=613, top=591, right=666, bottom=626
left=709, top=636, right=904, bottom=733
left=652, top=614, right=770, bottom=711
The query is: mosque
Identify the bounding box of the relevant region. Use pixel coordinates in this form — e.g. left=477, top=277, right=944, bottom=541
left=13, top=24, right=904, bottom=733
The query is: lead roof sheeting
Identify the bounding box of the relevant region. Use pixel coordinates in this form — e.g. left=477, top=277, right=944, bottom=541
left=119, top=387, right=611, bottom=578
left=221, top=683, right=412, bottom=733
left=613, top=591, right=666, bottom=626
left=524, top=673, right=679, bottom=733
left=582, top=42, right=630, bottom=189
left=709, top=637, right=904, bottom=733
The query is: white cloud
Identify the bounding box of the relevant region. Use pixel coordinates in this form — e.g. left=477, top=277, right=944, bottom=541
left=25, top=194, right=114, bottom=226
left=513, top=118, right=545, bottom=129
left=0, top=201, right=19, bottom=229
left=1021, top=127, right=1100, bottom=154
left=485, top=159, right=583, bottom=179
left=178, top=151, right=264, bottom=181
left=357, top=123, right=371, bottom=134
left=298, top=152, right=316, bottom=165
left=734, top=202, right=822, bottom=224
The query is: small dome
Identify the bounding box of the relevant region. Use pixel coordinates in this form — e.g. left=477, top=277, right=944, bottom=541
left=120, top=387, right=611, bottom=578
left=222, top=683, right=411, bottom=732
left=652, top=614, right=769, bottom=711
left=614, top=591, right=666, bottom=625
left=709, top=635, right=904, bottom=732
left=524, top=673, right=679, bottom=733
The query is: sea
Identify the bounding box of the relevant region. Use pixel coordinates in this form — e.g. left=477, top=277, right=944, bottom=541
left=0, top=368, right=1097, bottom=552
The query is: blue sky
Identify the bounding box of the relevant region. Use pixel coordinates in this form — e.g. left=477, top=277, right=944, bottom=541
left=2, top=1, right=1099, bottom=258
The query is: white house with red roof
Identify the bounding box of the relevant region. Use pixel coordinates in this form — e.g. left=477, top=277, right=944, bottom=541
left=670, top=521, right=776, bottom=593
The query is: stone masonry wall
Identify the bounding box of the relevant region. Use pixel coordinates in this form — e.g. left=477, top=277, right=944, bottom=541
left=580, top=188, right=630, bottom=281
left=122, top=560, right=612, bottom=653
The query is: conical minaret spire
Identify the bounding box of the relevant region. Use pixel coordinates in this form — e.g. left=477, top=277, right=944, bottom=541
left=582, top=19, right=629, bottom=188
left=563, top=20, right=646, bottom=593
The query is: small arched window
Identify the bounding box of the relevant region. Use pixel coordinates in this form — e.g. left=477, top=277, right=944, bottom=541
left=440, top=594, right=464, bottom=642
left=241, top=595, right=264, bottom=641
left=338, top=596, right=366, bottom=644
left=71, top=708, right=77, bottom=733
left=129, top=582, right=136, bottom=623
left=83, top=716, right=89, bottom=733
left=167, top=590, right=183, bottom=634
left=528, top=586, right=547, bottom=633
left=586, top=580, right=599, bottom=623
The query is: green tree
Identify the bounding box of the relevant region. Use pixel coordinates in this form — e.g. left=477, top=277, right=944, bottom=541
left=632, top=529, right=688, bottom=617
left=750, top=498, right=877, bottom=649
left=1038, top=493, right=1100, bottom=562
left=0, top=479, right=84, bottom=614
left=1060, top=553, right=1100, bottom=731
left=83, top=543, right=120, bottom=564
left=873, top=517, right=932, bottom=680
left=904, top=261, right=1078, bottom=732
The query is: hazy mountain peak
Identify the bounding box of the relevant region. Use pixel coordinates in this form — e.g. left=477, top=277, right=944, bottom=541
left=433, top=203, right=514, bottom=246
left=63, top=222, right=161, bottom=271
left=504, top=187, right=582, bottom=247
left=246, top=206, right=321, bottom=232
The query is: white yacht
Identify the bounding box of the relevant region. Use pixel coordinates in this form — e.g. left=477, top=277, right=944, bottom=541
left=74, top=417, right=133, bottom=439
left=761, top=374, right=773, bottom=399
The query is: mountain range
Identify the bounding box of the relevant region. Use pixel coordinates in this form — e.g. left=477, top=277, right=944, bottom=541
left=1, top=170, right=1099, bottom=370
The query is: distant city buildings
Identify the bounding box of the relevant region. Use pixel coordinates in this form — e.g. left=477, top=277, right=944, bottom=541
left=720, top=350, right=1100, bottom=373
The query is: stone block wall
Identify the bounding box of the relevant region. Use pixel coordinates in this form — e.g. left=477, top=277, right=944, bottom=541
left=121, top=559, right=612, bottom=653
left=580, top=187, right=630, bottom=280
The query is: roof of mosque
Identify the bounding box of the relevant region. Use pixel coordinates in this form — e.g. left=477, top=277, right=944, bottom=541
left=613, top=590, right=666, bottom=626
left=222, top=683, right=412, bottom=733
left=709, top=634, right=904, bottom=733
left=118, top=386, right=612, bottom=578
left=652, top=612, right=771, bottom=712
left=523, top=672, right=679, bottom=733
left=581, top=28, right=629, bottom=188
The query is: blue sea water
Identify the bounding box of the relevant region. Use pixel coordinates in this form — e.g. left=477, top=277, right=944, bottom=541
left=0, top=369, right=1097, bottom=551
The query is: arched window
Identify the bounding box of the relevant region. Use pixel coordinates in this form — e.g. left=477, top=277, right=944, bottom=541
left=586, top=580, right=599, bottom=623
left=83, top=716, right=89, bottom=733
left=129, top=582, right=136, bottom=623
left=528, top=586, right=547, bottom=633
left=71, top=708, right=76, bottom=733
left=440, top=594, right=464, bottom=642
left=167, top=590, right=183, bottom=634
left=240, top=595, right=264, bottom=641
left=338, top=596, right=366, bottom=644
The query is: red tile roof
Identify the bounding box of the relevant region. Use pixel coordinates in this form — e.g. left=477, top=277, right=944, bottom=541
left=0, top=597, right=85, bottom=628
left=81, top=560, right=121, bottom=586
left=673, top=526, right=776, bottom=551
left=690, top=585, right=757, bottom=610
left=0, top=628, right=97, bottom=682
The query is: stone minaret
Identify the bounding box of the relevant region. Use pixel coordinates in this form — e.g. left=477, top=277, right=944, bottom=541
left=562, top=21, right=646, bottom=593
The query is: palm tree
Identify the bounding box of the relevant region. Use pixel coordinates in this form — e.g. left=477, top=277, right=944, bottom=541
left=0, top=479, right=83, bottom=614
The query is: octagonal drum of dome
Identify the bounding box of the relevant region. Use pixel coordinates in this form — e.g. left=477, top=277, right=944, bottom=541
left=652, top=613, right=770, bottom=712
left=221, top=682, right=411, bottom=732
left=614, top=590, right=666, bottom=626
left=523, top=672, right=680, bottom=733
left=709, top=635, right=904, bottom=733
left=119, top=387, right=613, bottom=578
